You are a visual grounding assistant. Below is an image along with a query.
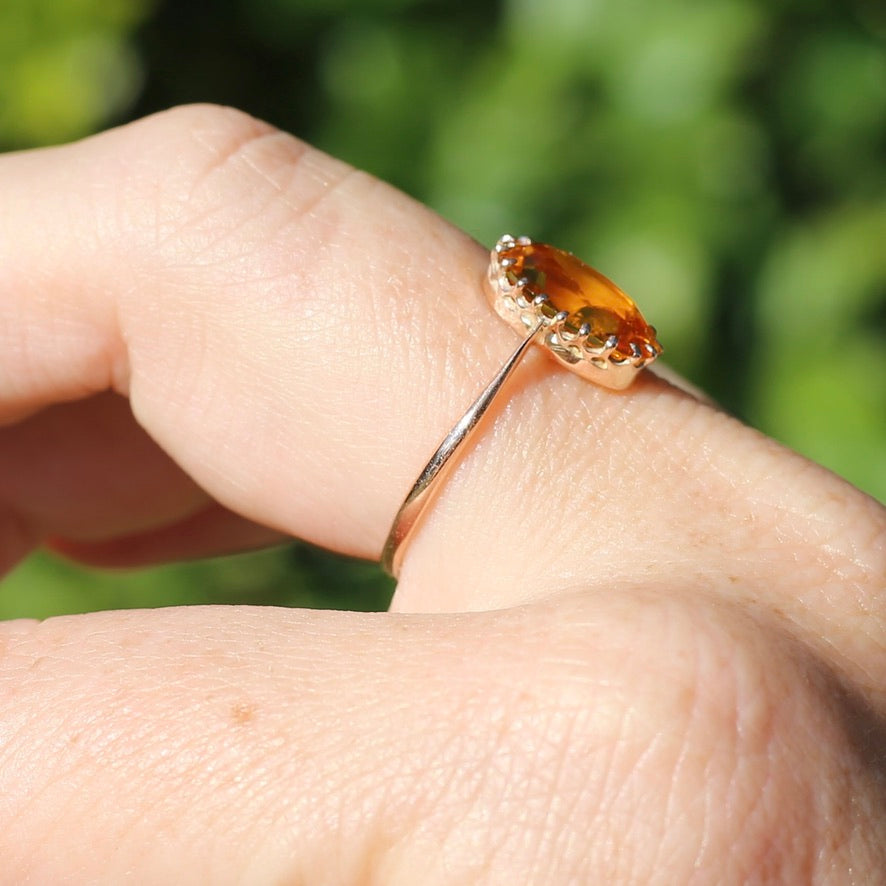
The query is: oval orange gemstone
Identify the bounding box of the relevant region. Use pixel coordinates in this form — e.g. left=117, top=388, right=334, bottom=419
left=500, top=241, right=660, bottom=360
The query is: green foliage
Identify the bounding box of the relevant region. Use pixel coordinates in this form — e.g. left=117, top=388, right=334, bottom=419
left=0, top=544, right=393, bottom=619
left=0, top=0, right=883, bottom=614
left=0, top=0, right=150, bottom=146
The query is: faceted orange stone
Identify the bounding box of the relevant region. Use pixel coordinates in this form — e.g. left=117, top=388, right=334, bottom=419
left=500, top=241, right=660, bottom=361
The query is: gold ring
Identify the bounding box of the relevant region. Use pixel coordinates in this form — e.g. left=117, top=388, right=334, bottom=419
left=380, top=234, right=663, bottom=578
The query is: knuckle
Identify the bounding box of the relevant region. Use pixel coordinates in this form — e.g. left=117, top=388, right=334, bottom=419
left=464, top=595, right=886, bottom=882
left=121, top=103, right=281, bottom=204
left=138, top=101, right=273, bottom=139
left=125, top=103, right=356, bottom=265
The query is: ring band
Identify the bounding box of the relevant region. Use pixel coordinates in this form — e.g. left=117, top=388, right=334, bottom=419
left=380, top=234, right=662, bottom=578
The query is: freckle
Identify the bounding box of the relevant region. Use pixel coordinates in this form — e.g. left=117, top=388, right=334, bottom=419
left=231, top=702, right=257, bottom=726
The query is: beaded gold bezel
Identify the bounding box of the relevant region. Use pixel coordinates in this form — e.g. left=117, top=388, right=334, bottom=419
left=485, top=234, right=662, bottom=391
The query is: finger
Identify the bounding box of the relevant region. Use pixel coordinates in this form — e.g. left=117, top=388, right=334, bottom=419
left=49, top=504, right=286, bottom=567
left=0, top=105, right=882, bottom=692
left=1, top=597, right=883, bottom=881
left=0, top=382, right=281, bottom=572
left=0, top=392, right=206, bottom=543
left=0, top=391, right=213, bottom=574
left=0, top=105, right=486, bottom=557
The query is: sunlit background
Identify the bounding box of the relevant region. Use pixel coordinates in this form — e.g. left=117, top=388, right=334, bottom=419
left=2, top=0, right=884, bottom=617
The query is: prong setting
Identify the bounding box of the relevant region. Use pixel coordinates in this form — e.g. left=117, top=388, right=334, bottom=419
left=486, top=235, right=662, bottom=389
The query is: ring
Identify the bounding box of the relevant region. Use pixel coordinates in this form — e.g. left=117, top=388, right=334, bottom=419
left=380, top=234, right=663, bottom=578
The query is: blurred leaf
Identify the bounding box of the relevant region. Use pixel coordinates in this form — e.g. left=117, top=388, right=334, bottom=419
left=0, top=0, right=150, bottom=146
left=750, top=203, right=886, bottom=498
left=0, top=543, right=393, bottom=619
left=756, top=204, right=886, bottom=342
left=751, top=346, right=886, bottom=501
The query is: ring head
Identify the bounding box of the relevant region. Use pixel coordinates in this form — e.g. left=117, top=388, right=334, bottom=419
left=486, top=234, right=662, bottom=390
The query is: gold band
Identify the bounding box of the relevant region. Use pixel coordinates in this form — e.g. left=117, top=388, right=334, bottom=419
left=380, top=317, right=544, bottom=577
left=380, top=235, right=662, bottom=578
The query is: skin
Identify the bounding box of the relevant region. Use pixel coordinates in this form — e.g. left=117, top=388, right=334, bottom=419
left=0, top=104, right=883, bottom=884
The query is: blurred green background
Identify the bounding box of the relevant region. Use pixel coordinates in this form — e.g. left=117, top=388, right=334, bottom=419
left=1, top=0, right=884, bottom=618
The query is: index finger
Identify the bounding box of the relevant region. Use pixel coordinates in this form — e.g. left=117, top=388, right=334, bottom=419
left=0, top=105, right=883, bottom=691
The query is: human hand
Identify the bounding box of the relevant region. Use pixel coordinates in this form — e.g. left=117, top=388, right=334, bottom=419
left=1, top=105, right=884, bottom=883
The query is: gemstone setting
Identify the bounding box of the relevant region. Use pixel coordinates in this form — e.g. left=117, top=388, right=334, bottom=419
left=485, top=234, right=662, bottom=390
